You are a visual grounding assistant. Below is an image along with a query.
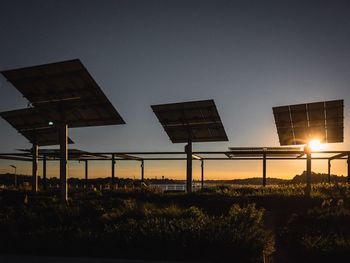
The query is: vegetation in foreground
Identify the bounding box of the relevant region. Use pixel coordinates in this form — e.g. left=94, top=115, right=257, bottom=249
left=0, top=183, right=349, bottom=262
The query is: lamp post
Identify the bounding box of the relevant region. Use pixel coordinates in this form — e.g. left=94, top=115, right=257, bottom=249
left=10, top=165, right=17, bottom=188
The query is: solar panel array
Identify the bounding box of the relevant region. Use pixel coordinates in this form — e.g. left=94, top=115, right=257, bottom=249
left=1, top=59, right=125, bottom=146
left=0, top=108, right=74, bottom=146
left=1, top=59, right=125, bottom=127
left=273, top=100, right=344, bottom=145
left=226, top=146, right=303, bottom=158
left=228, top=147, right=302, bottom=152
left=151, top=100, right=228, bottom=143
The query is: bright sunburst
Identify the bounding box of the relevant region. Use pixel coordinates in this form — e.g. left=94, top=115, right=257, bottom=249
left=309, top=139, right=325, bottom=151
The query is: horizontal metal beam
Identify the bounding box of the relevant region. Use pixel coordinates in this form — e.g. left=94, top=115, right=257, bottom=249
left=41, top=157, right=349, bottom=161
left=0, top=155, right=33, bottom=162
left=0, top=153, right=33, bottom=156
left=2, top=150, right=350, bottom=162
left=329, top=152, right=349, bottom=160
left=114, top=153, right=142, bottom=161
left=2, top=156, right=348, bottom=162
left=70, top=150, right=350, bottom=155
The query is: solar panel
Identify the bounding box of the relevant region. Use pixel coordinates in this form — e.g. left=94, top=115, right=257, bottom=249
left=114, top=153, right=142, bottom=160
left=1, top=59, right=125, bottom=127
left=273, top=100, right=344, bottom=145
left=21, top=128, right=74, bottom=146
left=18, top=126, right=73, bottom=147
left=228, top=147, right=302, bottom=152
left=0, top=102, right=123, bottom=129
left=151, top=99, right=228, bottom=143
left=226, top=147, right=302, bottom=158
left=226, top=153, right=301, bottom=158
left=0, top=108, right=76, bottom=146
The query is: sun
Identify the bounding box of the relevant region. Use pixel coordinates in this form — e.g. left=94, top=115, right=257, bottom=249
left=309, top=139, right=325, bottom=151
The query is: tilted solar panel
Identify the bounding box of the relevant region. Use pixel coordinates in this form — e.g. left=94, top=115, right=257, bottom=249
left=273, top=100, right=343, bottom=145
left=19, top=127, right=74, bottom=146
left=0, top=108, right=76, bottom=146
left=151, top=99, right=228, bottom=143
left=1, top=103, right=123, bottom=129
left=1, top=59, right=125, bottom=127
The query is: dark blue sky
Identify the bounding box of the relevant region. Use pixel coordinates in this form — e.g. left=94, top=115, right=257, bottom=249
left=1, top=0, right=349, bottom=178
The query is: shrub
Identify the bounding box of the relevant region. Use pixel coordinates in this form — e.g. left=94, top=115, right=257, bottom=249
left=283, top=200, right=350, bottom=261
left=0, top=197, right=272, bottom=262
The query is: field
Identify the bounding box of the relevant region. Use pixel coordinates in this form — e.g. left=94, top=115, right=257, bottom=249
left=0, top=183, right=350, bottom=262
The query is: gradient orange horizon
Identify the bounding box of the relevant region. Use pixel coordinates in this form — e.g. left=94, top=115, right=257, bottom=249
left=0, top=158, right=347, bottom=181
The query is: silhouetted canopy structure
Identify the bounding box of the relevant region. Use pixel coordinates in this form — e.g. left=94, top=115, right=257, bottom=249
left=1, top=59, right=125, bottom=128
left=151, top=99, right=228, bottom=193
left=0, top=59, right=126, bottom=201
left=151, top=99, right=228, bottom=143
left=0, top=103, right=123, bottom=129
left=19, top=127, right=74, bottom=146
left=273, top=100, right=344, bottom=145
left=0, top=109, right=74, bottom=146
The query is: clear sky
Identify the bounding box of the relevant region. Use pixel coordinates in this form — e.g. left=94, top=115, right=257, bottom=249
left=0, top=0, right=349, bottom=180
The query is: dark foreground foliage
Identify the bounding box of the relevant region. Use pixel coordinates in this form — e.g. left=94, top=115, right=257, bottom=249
left=0, top=183, right=350, bottom=262
left=282, top=199, right=350, bottom=262
left=0, top=194, right=273, bottom=262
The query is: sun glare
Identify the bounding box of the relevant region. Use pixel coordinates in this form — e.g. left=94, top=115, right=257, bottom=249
left=309, top=139, right=325, bottom=151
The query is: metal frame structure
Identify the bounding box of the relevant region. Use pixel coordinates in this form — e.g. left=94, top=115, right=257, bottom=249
left=151, top=99, right=228, bottom=192
left=273, top=100, right=344, bottom=196
left=1, top=148, right=349, bottom=191
left=0, top=61, right=346, bottom=199
left=1, top=59, right=126, bottom=202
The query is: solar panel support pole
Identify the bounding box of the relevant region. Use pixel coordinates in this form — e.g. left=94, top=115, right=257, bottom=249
left=85, top=160, right=88, bottom=183
left=328, top=160, right=331, bottom=184
left=348, top=155, right=350, bottom=184
left=141, top=160, right=144, bottom=181
left=263, top=153, right=267, bottom=187
left=185, top=138, right=193, bottom=193
left=32, top=143, right=38, bottom=193
left=201, top=160, right=204, bottom=189
left=43, top=153, right=47, bottom=191
left=59, top=124, right=68, bottom=202
left=111, top=154, right=116, bottom=187
left=305, top=146, right=312, bottom=197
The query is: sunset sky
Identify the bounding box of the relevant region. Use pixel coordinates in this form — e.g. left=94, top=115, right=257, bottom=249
left=0, top=0, right=349, bottom=180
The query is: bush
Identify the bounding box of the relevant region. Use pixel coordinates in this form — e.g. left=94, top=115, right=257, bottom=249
left=0, top=197, right=272, bottom=262
left=283, top=200, right=350, bottom=261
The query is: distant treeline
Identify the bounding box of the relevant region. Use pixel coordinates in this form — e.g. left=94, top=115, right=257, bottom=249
left=0, top=173, right=184, bottom=187
left=290, top=171, right=347, bottom=184
left=206, top=171, right=347, bottom=185
left=206, top=177, right=288, bottom=185
left=0, top=171, right=347, bottom=187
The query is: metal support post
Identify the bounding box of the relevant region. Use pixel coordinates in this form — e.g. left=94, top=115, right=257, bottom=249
left=328, top=159, right=331, bottom=184
left=59, top=124, right=68, bottom=202
left=111, top=154, right=116, bottom=185
left=32, top=143, right=38, bottom=193
left=305, top=146, right=312, bottom=197
left=85, top=160, right=88, bottom=182
left=201, top=160, right=204, bottom=189
left=348, top=155, right=350, bottom=184
left=141, top=160, right=144, bottom=181
left=263, top=153, right=267, bottom=187
left=185, top=138, right=193, bottom=193
left=43, top=154, right=47, bottom=190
